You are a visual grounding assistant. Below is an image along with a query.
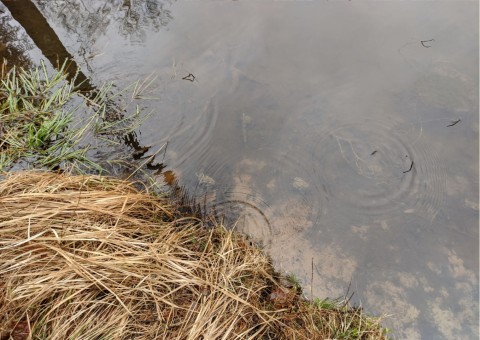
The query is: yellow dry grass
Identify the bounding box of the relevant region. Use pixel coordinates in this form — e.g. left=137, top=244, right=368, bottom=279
left=0, top=171, right=387, bottom=339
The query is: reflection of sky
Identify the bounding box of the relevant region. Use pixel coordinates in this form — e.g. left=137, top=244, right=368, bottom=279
left=22, top=1, right=480, bottom=338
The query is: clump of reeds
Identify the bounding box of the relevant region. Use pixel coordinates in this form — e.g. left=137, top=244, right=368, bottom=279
left=0, top=171, right=387, bottom=339
left=0, top=61, right=148, bottom=173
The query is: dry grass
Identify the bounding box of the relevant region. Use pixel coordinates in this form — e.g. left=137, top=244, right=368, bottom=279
left=0, top=171, right=387, bottom=339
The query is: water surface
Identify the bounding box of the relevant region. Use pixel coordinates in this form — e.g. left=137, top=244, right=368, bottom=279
left=1, top=1, right=478, bottom=338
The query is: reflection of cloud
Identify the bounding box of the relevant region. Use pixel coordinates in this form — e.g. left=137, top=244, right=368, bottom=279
left=270, top=241, right=357, bottom=299
left=350, top=225, right=370, bottom=241
left=417, top=276, right=435, bottom=293
left=464, top=198, right=479, bottom=211
left=429, top=297, right=468, bottom=339
left=447, top=249, right=477, bottom=284
left=365, top=262, right=479, bottom=339
left=314, top=245, right=357, bottom=283
left=415, top=61, right=477, bottom=113
left=365, top=278, right=420, bottom=339
left=269, top=199, right=314, bottom=235
left=426, top=261, right=442, bottom=275
left=397, top=272, right=418, bottom=289
left=458, top=298, right=479, bottom=334
left=430, top=249, right=478, bottom=338
left=446, top=175, right=470, bottom=197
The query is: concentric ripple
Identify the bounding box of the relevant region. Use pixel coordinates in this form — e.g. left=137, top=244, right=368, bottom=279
left=258, top=148, right=327, bottom=238
left=312, top=119, right=447, bottom=221
left=93, top=62, right=221, bottom=174
left=208, top=144, right=329, bottom=245
left=166, top=93, right=220, bottom=169
left=212, top=188, right=274, bottom=248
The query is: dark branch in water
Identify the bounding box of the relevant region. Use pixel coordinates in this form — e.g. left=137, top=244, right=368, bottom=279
left=420, top=39, right=434, bottom=48
left=403, top=161, right=414, bottom=173
left=182, top=73, right=196, bottom=82
left=447, top=119, right=461, bottom=127
left=370, top=150, right=377, bottom=156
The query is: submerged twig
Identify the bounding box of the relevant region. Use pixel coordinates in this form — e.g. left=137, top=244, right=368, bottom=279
left=162, top=140, right=169, bottom=161
left=342, top=280, right=354, bottom=308
left=311, top=257, right=314, bottom=299
left=126, top=142, right=167, bottom=180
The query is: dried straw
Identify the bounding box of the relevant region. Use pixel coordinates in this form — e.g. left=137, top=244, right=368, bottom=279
left=0, top=171, right=386, bottom=339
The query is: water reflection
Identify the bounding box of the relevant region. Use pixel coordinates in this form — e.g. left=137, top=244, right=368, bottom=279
left=35, top=0, right=173, bottom=41
left=0, top=3, right=34, bottom=69
left=9, top=1, right=480, bottom=338
left=313, top=119, right=447, bottom=222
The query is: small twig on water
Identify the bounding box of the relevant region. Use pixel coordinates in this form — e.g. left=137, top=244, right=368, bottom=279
left=182, top=73, right=196, bottom=82
left=370, top=150, right=377, bottom=156
left=447, top=119, right=461, bottom=127
left=403, top=160, right=414, bottom=173
left=421, top=39, right=435, bottom=48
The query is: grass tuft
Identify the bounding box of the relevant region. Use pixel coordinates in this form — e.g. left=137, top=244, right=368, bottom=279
left=0, top=171, right=388, bottom=339
left=0, top=61, right=149, bottom=173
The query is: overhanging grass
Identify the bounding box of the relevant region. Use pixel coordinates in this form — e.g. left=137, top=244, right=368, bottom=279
left=0, top=171, right=388, bottom=339
left=0, top=61, right=149, bottom=173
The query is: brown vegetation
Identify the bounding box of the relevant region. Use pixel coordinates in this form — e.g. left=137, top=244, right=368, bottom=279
left=0, top=171, right=387, bottom=339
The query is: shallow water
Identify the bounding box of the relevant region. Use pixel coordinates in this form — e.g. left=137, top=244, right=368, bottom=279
left=1, top=0, right=479, bottom=338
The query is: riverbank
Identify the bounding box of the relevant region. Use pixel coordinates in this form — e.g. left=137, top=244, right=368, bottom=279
left=0, top=171, right=387, bottom=339
left=0, top=63, right=388, bottom=339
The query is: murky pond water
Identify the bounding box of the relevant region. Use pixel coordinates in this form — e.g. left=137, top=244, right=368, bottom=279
left=2, top=0, right=478, bottom=338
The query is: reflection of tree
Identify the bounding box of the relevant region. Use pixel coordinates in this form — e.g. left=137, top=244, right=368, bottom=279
left=34, top=0, right=173, bottom=44
left=0, top=6, right=34, bottom=70
left=35, top=0, right=111, bottom=47
left=31, top=0, right=174, bottom=74
left=119, top=0, right=173, bottom=42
